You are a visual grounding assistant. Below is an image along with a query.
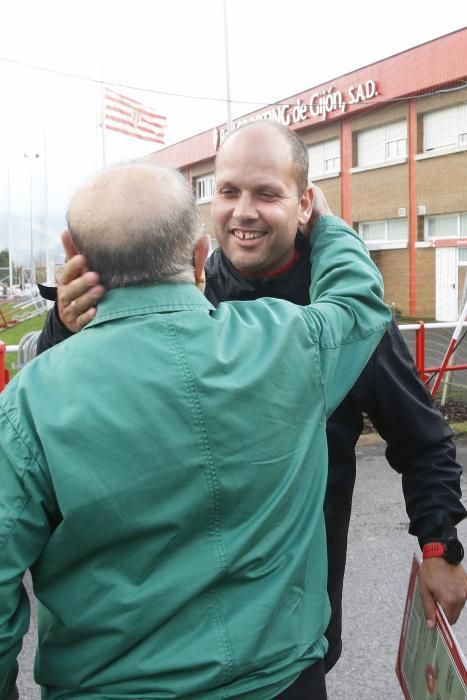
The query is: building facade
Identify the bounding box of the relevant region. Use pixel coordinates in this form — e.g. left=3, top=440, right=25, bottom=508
left=149, top=29, right=467, bottom=321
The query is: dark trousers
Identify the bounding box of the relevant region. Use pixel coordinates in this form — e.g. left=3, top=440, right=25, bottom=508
left=275, top=660, right=327, bottom=699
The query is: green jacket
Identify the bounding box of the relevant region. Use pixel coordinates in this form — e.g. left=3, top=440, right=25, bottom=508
left=0, top=216, right=390, bottom=699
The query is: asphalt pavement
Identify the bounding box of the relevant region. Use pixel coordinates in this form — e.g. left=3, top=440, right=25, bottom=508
left=326, top=436, right=467, bottom=700
left=17, top=437, right=467, bottom=699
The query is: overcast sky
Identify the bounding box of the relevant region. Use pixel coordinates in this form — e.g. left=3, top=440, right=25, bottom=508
left=0, top=0, right=464, bottom=262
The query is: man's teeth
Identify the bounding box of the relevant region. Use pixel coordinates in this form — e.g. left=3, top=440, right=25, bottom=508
left=233, top=231, right=264, bottom=240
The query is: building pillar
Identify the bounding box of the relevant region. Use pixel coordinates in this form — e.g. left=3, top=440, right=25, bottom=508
left=408, top=101, right=417, bottom=316
left=340, top=120, right=352, bottom=225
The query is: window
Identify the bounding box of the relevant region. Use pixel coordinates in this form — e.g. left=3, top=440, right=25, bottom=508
left=423, top=105, right=467, bottom=153
left=357, top=120, right=407, bottom=168
left=308, top=139, right=340, bottom=179
left=425, top=212, right=467, bottom=240
left=359, top=218, right=408, bottom=249
left=194, top=173, right=215, bottom=203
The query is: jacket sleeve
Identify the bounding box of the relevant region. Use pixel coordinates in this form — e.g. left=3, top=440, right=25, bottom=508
left=351, top=319, right=466, bottom=545
left=36, top=304, right=74, bottom=355
left=0, top=403, right=54, bottom=699
left=303, top=215, right=391, bottom=416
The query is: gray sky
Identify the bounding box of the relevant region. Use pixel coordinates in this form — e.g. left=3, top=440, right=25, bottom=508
left=0, top=0, right=464, bottom=262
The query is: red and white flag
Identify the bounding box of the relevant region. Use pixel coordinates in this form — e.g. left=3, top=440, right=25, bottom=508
left=104, top=88, right=167, bottom=144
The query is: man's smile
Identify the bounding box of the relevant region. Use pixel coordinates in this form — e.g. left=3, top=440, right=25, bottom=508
left=231, top=229, right=267, bottom=241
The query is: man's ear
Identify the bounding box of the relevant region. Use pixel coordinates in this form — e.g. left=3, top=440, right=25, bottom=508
left=298, top=186, right=314, bottom=228
left=194, top=234, right=211, bottom=291
left=61, top=230, right=79, bottom=260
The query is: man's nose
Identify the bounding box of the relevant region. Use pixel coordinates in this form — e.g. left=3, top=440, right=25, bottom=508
left=233, top=193, right=258, bottom=220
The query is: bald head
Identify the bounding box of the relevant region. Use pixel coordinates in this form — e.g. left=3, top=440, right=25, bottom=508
left=67, top=164, right=202, bottom=289
left=217, top=121, right=309, bottom=195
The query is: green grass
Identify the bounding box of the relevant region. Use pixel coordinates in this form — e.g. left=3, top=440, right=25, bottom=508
left=0, top=300, right=17, bottom=319
left=0, top=313, right=47, bottom=379
left=450, top=421, right=467, bottom=437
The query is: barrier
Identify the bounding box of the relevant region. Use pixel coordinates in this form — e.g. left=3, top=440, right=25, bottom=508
left=0, top=333, right=41, bottom=393
left=400, top=322, right=467, bottom=397
left=15, top=331, right=41, bottom=370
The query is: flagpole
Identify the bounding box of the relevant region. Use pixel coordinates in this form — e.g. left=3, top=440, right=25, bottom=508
left=222, top=0, right=233, bottom=132
left=100, top=60, right=107, bottom=168
left=7, top=156, right=13, bottom=289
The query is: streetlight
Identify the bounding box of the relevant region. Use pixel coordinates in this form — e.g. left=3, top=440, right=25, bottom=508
left=23, top=152, right=40, bottom=285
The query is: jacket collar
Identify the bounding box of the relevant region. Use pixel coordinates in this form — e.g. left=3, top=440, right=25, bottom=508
left=86, top=283, right=214, bottom=328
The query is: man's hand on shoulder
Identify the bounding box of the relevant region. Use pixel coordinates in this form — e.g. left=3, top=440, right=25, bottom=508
left=57, top=231, right=105, bottom=333
left=419, top=558, right=467, bottom=628
left=300, top=183, right=333, bottom=237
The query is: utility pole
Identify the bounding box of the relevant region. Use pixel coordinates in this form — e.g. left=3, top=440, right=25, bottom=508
left=222, top=0, right=233, bottom=132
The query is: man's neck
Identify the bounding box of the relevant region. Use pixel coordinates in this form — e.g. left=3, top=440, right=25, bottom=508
left=237, top=246, right=303, bottom=279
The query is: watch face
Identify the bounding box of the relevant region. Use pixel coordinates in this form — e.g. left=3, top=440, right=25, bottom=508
left=445, top=538, right=464, bottom=564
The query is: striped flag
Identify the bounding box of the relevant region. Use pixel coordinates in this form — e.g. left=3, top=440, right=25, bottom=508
left=104, top=88, right=167, bottom=144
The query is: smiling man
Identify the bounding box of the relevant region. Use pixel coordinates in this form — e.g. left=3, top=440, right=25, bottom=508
left=36, top=122, right=467, bottom=686
left=206, top=122, right=467, bottom=676
left=212, top=124, right=310, bottom=275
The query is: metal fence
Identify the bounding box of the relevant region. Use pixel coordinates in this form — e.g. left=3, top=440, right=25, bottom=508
left=400, top=323, right=467, bottom=403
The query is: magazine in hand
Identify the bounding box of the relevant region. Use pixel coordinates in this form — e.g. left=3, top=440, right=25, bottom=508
left=396, top=555, right=467, bottom=699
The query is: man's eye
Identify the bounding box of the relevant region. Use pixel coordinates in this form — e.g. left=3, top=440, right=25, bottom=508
left=258, top=191, right=276, bottom=200
left=219, top=188, right=237, bottom=197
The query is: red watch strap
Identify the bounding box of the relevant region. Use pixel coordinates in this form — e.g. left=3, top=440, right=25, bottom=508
left=422, top=542, right=445, bottom=559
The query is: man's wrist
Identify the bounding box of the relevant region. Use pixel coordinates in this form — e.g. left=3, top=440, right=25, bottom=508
left=418, top=524, right=458, bottom=550
left=422, top=537, right=464, bottom=565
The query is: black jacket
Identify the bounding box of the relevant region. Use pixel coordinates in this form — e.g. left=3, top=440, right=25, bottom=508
left=36, top=239, right=466, bottom=671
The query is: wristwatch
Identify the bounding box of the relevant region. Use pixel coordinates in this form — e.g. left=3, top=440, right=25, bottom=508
left=422, top=537, right=464, bottom=565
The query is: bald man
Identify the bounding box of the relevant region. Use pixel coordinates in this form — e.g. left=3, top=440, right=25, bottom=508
left=0, top=163, right=390, bottom=699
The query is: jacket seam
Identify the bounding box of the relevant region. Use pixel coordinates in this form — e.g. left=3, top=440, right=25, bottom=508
left=303, top=319, right=389, bottom=349
left=0, top=492, right=32, bottom=555
left=0, top=406, right=39, bottom=478
left=165, top=316, right=236, bottom=681
left=0, top=407, right=35, bottom=553
left=90, top=302, right=212, bottom=325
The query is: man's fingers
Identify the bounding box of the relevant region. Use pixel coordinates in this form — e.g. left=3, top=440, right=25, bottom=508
left=419, top=559, right=467, bottom=628
left=60, top=230, right=79, bottom=261
left=57, top=255, right=89, bottom=287
left=72, top=306, right=97, bottom=330
left=434, top=578, right=467, bottom=625
left=304, top=184, right=333, bottom=232
left=58, top=284, right=105, bottom=333
left=59, top=298, right=99, bottom=334
left=55, top=245, right=104, bottom=333
left=418, top=579, right=437, bottom=629
left=57, top=273, right=102, bottom=308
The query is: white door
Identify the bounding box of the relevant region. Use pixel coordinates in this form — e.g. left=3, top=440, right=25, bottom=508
left=436, top=247, right=458, bottom=321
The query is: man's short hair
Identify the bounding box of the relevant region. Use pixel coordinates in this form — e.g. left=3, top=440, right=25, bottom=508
left=216, top=121, right=309, bottom=194
left=67, top=164, right=202, bottom=289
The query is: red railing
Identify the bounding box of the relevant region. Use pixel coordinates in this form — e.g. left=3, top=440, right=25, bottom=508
left=0, top=342, right=9, bottom=391
left=403, top=322, right=467, bottom=396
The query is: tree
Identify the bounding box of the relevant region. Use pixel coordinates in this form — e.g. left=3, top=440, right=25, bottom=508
left=0, top=249, right=9, bottom=268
